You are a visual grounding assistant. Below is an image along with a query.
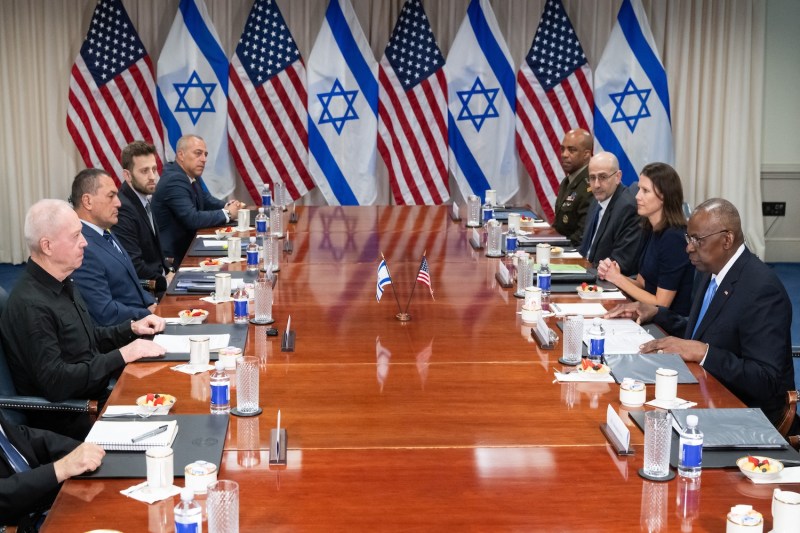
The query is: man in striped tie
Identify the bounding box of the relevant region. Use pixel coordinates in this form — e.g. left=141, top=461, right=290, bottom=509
left=606, top=199, right=794, bottom=425
left=0, top=410, right=105, bottom=529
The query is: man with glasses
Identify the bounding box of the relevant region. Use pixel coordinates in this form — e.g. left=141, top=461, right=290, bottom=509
left=553, top=129, right=593, bottom=246
left=606, top=198, right=793, bottom=425
left=578, top=152, right=641, bottom=275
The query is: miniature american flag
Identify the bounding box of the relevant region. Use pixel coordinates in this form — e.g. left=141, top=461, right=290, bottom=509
left=416, top=256, right=434, bottom=299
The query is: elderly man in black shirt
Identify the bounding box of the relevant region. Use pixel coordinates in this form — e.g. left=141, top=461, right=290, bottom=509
left=0, top=199, right=166, bottom=439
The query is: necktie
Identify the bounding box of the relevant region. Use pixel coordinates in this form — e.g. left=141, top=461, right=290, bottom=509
left=691, top=278, right=718, bottom=339
left=145, top=199, right=155, bottom=234
left=0, top=428, right=30, bottom=473
left=191, top=180, right=203, bottom=210
left=586, top=207, right=602, bottom=261
left=103, top=230, right=123, bottom=254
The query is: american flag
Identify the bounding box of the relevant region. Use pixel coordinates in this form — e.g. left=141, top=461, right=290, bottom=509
left=377, top=0, right=449, bottom=205
left=515, top=0, right=593, bottom=222
left=416, top=255, right=434, bottom=299
left=228, top=0, right=314, bottom=204
left=67, top=0, right=164, bottom=184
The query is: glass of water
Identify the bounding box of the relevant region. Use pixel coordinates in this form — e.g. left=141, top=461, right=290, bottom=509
left=466, top=195, right=481, bottom=227
left=207, top=480, right=239, bottom=533
left=235, top=356, right=260, bottom=414
left=562, top=315, right=584, bottom=364
left=643, top=410, right=673, bottom=478
left=254, top=277, right=273, bottom=324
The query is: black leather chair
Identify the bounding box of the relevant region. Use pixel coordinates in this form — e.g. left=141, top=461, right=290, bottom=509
left=0, top=286, right=97, bottom=425
left=777, top=390, right=800, bottom=451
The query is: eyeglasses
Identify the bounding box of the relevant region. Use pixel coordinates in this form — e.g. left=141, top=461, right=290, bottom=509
left=586, top=170, right=618, bottom=184
left=684, top=229, right=729, bottom=246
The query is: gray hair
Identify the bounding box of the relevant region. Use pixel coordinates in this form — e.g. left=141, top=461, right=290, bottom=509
left=176, top=134, right=205, bottom=153
left=24, top=199, right=75, bottom=252
left=694, top=198, right=744, bottom=244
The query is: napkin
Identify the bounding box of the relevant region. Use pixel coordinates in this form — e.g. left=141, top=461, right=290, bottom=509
left=751, top=466, right=800, bottom=484
left=219, top=257, right=245, bottom=264
left=104, top=404, right=171, bottom=416
left=200, top=296, right=230, bottom=304
left=171, top=363, right=214, bottom=375
left=121, top=481, right=182, bottom=504
left=645, top=398, right=697, bottom=410
left=553, top=371, right=615, bottom=383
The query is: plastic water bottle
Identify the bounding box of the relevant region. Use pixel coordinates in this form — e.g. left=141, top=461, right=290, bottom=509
left=679, top=414, right=703, bottom=479
left=481, top=199, right=494, bottom=226
left=587, top=317, right=605, bottom=363
left=255, top=207, right=268, bottom=244
left=505, top=227, right=517, bottom=255
left=233, top=286, right=249, bottom=324
left=246, top=237, right=259, bottom=272
left=537, top=262, right=551, bottom=311
left=174, top=487, right=202, bottom=533
left=209, top=360, right=230, bottom=414
left=261, top=184, right=271, bottom=208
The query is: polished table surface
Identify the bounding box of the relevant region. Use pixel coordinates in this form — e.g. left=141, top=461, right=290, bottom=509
left=41, top=206, right=784, bottom=532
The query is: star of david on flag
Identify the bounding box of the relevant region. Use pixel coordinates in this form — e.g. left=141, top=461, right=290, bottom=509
left=227, top=0, right=314, bottom=205
left=317, top=79, right=360, bottom=135
left=157, top=0, right=235, bottom=198
left=446, top=0, right=518, bottom=204
left=308, top=0, right=379, bottom=206
left=593, top=0, right=673, bottom=184
left=376, top=259, right=392, bottom=301
left=515, top=0, right=593, bottom=223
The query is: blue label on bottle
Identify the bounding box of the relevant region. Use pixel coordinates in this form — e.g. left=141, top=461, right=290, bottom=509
left=589, top=338, right=604, bottom=356
left=506, top=235, right=517, bottom=253
left=681, top=443, right=702, bottom=468
left=538, top=273, right=551, bottom=291
left=210, top=383, right=229, bottom=406
left=247, top=250, right=259, bottom=266
left=175, top=522, right=199, bottom=533
left=256, top=220, right=267, bottom=233
left=483, top=207, right=494, bottom=222
left=262, top=194, right=271, bottom=207
left=233, top=298, right=248, bottom=317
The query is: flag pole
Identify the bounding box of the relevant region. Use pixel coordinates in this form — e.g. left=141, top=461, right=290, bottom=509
left=403, top=251, right=426, bottom=314
left=381, top=252, right=408, bottom=321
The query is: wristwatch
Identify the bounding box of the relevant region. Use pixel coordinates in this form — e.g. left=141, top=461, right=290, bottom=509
left=222, top=208, right=231, bottom=222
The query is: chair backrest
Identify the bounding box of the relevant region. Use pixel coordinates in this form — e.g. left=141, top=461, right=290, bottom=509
left=0, top=287, right=27, bottom=425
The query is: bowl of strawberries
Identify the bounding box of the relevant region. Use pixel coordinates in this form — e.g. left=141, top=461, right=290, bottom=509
left=178, top=308, right=209, bottom=325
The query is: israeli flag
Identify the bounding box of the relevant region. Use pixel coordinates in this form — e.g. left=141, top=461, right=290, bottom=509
left=157, top=0, right=234, bottom=198
left=446, top=0, right=518, bottom=204
left=593, top=0, right=674, bottom=185
left=307, top=0, right=378, bottom=206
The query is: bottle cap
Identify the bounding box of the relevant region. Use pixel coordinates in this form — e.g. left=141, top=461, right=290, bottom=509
left=250, top=236, right=256, bottom=243
left=215, top=360, right=225, bottom=371
left=258, top=207, right=264, bottom=213
left=181, top=487, right=195, bottom=501
left=686, top=414, right=698, bottom=427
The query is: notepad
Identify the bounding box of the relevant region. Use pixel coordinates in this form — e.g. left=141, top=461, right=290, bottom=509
left=549, top=302, right=607, bottom=316
left=153, top=334, right=230, bottom=353
left=86, top=420, right=178, bottom=451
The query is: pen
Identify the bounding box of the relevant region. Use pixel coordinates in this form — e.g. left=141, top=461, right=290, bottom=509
left=131, top=424, right=169, bottom=443
left=276, top=409, right=281, bottom=457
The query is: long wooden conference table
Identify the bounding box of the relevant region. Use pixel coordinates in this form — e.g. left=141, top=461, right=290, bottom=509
left=41, top=206, right=787, bottom=531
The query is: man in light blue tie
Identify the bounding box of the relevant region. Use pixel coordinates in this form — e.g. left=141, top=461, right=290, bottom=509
left=70, top=168, right=160, bottom=326
left=606, top=198, right=794, bottom=426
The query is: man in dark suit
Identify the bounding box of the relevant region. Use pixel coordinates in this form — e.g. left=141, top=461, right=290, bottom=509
left=113, top=141, right=174, bottom=298
left=552, top=129, right=593, bottom=246
left=70, top=168, right=158, bottom=326
left=151, top=134, right=245, bottom=265
left=0, top=410, right=104, bottom=528
left=578, top=151, right=641, bottom=276
left=606, top=198, right=794, bottom=425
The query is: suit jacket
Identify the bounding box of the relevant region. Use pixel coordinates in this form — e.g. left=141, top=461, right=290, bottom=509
left=113, top=182, right=171, bottom=283
left=151, top=161, right=227, bottom=264
left=579, top=185, right=641, bottom=276
left=0, top=412, right=79, bottom=525
left=552, top=166, right=592, bottom=246
left=72, top=223, right=156, bottom=326
left=653, top=248, right=794, bottom=425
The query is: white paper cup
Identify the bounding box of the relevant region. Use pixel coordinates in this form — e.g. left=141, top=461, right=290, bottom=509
left=146, top=446, right=174, bottom=490
left=189, top=336, right=210, bottom=366
left=227, top=236, right=241, bottom=261
left=184, top=460, right=218, bottom=494
left=485, top=189, right=497, bottom=206
left=654, top=368, right=678, bottom=402
left=507, top=213, right=521, bottom=232
left=536, top=243, right=551, bottom=265
left=237, top=209, right=250, bottom=231
left=214, top=273, right=232, bottom=302
left=218, top=346, right=242, bottom=370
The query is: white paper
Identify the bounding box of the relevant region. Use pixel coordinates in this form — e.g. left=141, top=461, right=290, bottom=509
left=104, top=404, right=171, bottom=416
left=550, top=303, right=607, bottom=316
left=645, top=398, right=697, bottom=410
left=581, top=318, right=655, bottom=355
left=196, top=234, right=219, bottom=239
left=559, top=251, right=583, bottom=259
left=553, top=371, right=615, bottom=383
left=153, top=334, right=230, bottom=353
left=121, top=481, right=182, bottom=504
left=497, top=261, right=510, bottom=285
left=170, top=363, right=215, bottom=375
left=606, top=404, right=631, bottom=450
left=202, top=241, right=227, bottom=248
left=578, top=290, right=627, bottom=301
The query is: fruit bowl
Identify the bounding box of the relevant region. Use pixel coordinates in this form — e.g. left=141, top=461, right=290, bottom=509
left=199, top=258, right=221, bottom=271
left=179, top=309, right=209, bottom=325
left=136, top=393, right=176, bottom=409
left=577, top=283, right=604, bottom=294
left=737, top=456, right=784, bottom=481
left=215, top=227, right=236, bottom=239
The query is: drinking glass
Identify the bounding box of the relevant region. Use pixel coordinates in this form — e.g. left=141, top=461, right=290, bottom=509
left=270, top=204, right=283, bottom=238
left=254, top=278, right=273, bottom=323
left=467, top=195, right=481, bottom=227
left=515, top=256, right=534, bottom=298
left=235, top=356, right=260, bottom=414
left=562, top=315, right=584, bottom=364
left=643, top=410, right=673, bottom=478
left=227, top=236, right=241, bottom=261
left=486, top=219, right=502, bottom=257
left=207, top=480, right=239, bottom=533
